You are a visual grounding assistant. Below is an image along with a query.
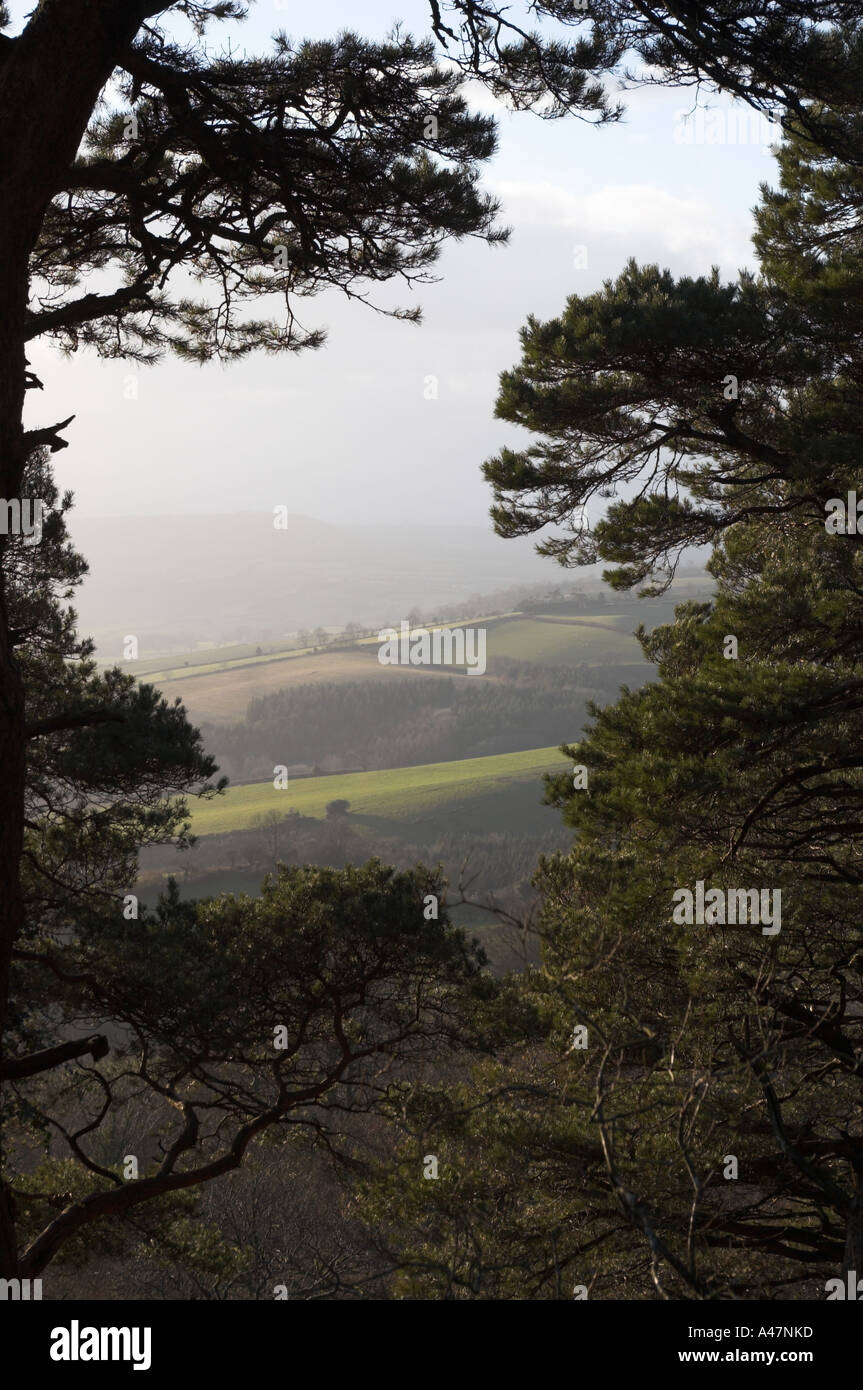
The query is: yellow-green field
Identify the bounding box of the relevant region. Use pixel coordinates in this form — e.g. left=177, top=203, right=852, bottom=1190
left=187, top=745, right=571, bottom=837
left=485, top=617, right=643, bottom=665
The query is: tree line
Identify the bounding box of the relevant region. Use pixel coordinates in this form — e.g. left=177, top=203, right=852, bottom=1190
left=203, top=661, right=611, bottom=781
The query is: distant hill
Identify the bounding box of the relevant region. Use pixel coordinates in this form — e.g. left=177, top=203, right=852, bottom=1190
left=68, top=512, right=587, bottom=659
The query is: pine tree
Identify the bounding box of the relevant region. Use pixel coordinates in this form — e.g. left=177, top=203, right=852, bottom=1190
left=371, top=120, right=863, bottom=1296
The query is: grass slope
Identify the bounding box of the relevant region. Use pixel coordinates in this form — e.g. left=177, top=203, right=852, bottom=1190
left=187, top=745, right=570, bottom=837
left=148, top=614, right=647, bottom=723
left=486, top=617, right=643, bottom=666
left=130, top=610, right=643, bottom=684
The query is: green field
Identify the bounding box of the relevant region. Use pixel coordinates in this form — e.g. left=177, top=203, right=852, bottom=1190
left=122, top=610, right=646, bottom=684
left=354, top=612, right=643, bottom=667
left=485, top=617, right=644, bottom=666
left=121, top=612, right=522, bottom=683
left=187, top=745, right=571, bottom=837
left=531, top=612, right=632, bottom=627
left=127, top=644, right=317, bottom=683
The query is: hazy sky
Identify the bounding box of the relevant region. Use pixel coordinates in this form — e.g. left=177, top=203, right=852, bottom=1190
left=19, top=1, right=778, bottom=528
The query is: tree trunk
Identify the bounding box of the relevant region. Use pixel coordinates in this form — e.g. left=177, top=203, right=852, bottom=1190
left=0, top=261, right=30, bottom=1278
left=843, top=1150, right=863, bottom=1280
left=0, top=0, right=155, bottom=1279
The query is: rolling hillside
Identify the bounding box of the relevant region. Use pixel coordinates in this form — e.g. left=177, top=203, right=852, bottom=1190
left=482, top=615, right=644, bottom=666
left=186, top=745, right=571, bottom=837
left=154, top=612, right=649, bottom=723
left=156, top=648, right=461, bottom=722
left=72, top=512, right=568, bottom=654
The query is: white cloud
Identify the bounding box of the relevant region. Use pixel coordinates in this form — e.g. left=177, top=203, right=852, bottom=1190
left=489, top=180, right=756, bottom=274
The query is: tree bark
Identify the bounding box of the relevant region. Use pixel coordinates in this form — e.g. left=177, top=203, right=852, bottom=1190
left=843, top=1150, right=863, bottom=1279
left=0, top=0, right=155, bottom=1279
